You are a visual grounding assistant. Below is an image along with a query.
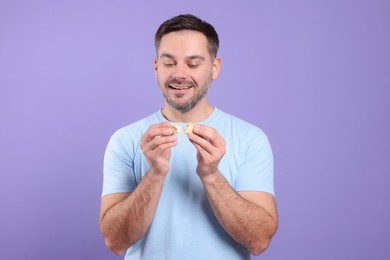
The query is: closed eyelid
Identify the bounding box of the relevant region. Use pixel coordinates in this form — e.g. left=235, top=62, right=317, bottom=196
left=187, top=57, right=204, bottom=66
left=160, top=58, right=176, bottom=67
left=187, top=63, right=200, bottom=68
left=159, top=54, right=205, bottom=67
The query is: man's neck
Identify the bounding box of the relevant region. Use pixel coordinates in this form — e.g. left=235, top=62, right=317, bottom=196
left=161, top=101, right=214, bottom=123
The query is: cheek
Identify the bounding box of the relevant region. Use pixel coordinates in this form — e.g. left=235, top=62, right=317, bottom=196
left=156, top=70, right=168, bottom=83
left=155, top=73, right=165, bottom=89
left=158, top=68, right=174, bottom=81
left=192, top=69, right=208, bottom=80
left=196, top=70, right=213, bottom=85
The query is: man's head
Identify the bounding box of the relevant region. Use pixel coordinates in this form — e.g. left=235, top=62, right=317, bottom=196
left=154, top=15, right=221, bottom=115
left=155, top=14, right=219, bottom=59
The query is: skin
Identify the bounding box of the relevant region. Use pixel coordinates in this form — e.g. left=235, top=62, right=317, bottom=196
left=99, top=30, right=278, bottom=256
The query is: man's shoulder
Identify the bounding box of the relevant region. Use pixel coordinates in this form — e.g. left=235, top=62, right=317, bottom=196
left=214, top=108, right=266, bottom=137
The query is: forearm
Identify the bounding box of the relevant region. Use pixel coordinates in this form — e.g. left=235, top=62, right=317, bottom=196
left=100, top=169, right=166, bottom=255
left=200, top=172, right=277, bottom=256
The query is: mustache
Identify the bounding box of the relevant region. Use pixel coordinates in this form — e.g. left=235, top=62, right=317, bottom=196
left=166, top=78, right=196, bottom=87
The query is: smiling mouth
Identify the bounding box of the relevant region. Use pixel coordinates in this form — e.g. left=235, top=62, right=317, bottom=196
left=168, top=85, right=193, bottom=90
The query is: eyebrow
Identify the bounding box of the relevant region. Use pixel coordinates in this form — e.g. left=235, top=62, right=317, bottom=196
left=159, top=53, right=175, bottom=59
left=187, top=55, right=205, bottom=61
left=159, top=53, right=205, bottom=61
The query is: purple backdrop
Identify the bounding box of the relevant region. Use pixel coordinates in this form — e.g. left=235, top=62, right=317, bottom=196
left=1, top=1, right=389, bottom=259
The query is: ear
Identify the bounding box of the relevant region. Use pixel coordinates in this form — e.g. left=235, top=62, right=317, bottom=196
left=154, top=58, right=158, bottom=78
left=212, top=57, right=221, bottom=80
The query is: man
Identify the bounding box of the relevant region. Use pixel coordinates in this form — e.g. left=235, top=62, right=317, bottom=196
left=99, top=14, right=277, bottom=260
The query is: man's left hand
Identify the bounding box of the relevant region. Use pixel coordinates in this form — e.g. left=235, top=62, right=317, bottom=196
left=187, top=124, right=226, bottom=178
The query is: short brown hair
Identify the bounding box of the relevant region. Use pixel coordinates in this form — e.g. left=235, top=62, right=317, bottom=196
left=155, top=14, right=219, bottom=58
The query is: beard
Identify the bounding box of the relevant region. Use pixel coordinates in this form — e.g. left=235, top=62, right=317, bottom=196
left=162, top=78, right=211, bottom=113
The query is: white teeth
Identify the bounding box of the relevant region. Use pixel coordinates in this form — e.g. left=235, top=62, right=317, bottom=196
left=170, top=85, right=191, bottom=90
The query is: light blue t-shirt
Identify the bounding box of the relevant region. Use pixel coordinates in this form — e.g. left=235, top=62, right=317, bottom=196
left=102, top=108, right=274, bottom=260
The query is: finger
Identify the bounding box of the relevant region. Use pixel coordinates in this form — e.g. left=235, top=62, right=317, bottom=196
left=153, top=138, right=178, bottom=152
left=147, top=135, right=177, bottom=151
left=142, top=122, right=174, bottom=143
left=150, top=122, right=174, bottom=136
left=192, top=124, right=223, bottom=147
left=188, top=132, right=214, bottom=156
left=189, top=124, right=226, bottom=149
left=191, top=140, right=210, bottom=158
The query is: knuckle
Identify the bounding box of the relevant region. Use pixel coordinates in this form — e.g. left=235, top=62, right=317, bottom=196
left=156, top=145, right=164, bottom=152
left=144, top=149, right=153, bottom=157
left=205, top=142, right=213, bottom=151
left=140, top=143, right=148, bottom=153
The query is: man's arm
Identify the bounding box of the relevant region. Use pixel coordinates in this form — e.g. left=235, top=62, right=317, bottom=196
left=200, top=173, right=277, bottom=255
left=99, top=169, right=166, bottom=255
left=99, top=122, right=177, bottom=255
left=188, top=124, right=278, bottom=256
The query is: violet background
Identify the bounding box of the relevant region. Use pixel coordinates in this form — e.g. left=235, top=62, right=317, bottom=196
left=1, top=1, right=389, bottom=259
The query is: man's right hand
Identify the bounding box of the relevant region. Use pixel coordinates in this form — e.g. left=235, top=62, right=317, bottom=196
left=140, top=122, right=178, bottom=175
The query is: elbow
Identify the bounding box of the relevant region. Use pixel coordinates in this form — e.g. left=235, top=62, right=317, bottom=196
left=100, top=221, right=129, bottom=256
left=104, top=237, right=126, bottom=256
left=249, top=238, right=271, bottom=256
left=100, top=225, right=139, bottom=256
left=100, top=225, right=128, bottom=256
left=250, top=221, right=278, bottom=256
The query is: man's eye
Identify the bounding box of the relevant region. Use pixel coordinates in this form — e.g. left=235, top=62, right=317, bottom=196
left=188, top=64, right=199, bottom=68
left=164, top=63, right=175, bottom=67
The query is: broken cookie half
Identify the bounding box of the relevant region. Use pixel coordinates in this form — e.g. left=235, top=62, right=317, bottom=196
left=170, top=124, right=181, bottom=134
left=184, top=122, right=193, bottom=134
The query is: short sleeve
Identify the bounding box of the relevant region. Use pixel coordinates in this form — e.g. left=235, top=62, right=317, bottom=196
left=234, top=128, right=275, bottom=196
left=102, top=131, right=136, bottom=197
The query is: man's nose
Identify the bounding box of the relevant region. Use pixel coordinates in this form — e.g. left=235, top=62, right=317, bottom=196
left=172, top=63, right=188, bottom=79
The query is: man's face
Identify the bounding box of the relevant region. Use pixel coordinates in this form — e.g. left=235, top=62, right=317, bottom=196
left=154, top=30, right=220, bottom=113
